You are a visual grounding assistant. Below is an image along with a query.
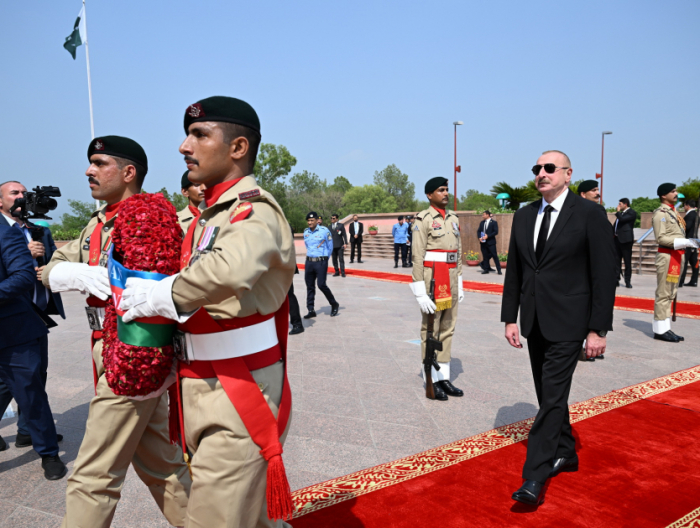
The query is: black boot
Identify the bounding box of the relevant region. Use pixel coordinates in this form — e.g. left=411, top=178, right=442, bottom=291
left=437, top=380, right=463, bottom=397
left=394, top=261, right=398, bottom=268
left=0, top=435, right=7, bottom=452
left=289, top=324, right=304, bottom=335
left=654, top=331, right=681, bottom=342
left=303, top=310, right=316, bottom=319
left=42, top=455, right=67, bottom=481
left=427, top=381, right=448, bottom=401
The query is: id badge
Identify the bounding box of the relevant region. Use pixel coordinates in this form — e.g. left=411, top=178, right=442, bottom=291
left=173, top=330, right=190, bottom=364
left=85, top=307, right=102, bottom=331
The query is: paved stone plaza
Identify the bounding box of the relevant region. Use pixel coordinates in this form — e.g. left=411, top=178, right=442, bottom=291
left=1, top=258, right=699, bottom=527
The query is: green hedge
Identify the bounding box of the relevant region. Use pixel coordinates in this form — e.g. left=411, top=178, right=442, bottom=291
left=51, top=228, right=81, bottom=241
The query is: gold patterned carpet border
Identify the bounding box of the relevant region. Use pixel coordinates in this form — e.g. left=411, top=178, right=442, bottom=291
left=291, top=364, right=700, bottom=519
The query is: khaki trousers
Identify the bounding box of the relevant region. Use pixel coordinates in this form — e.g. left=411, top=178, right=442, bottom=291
left=62, top=339, right=191, bottom=528
left=654, top=252, right=684, bottom=320
left=420, top=266, right=459, bottom=364
left=181, top=360, right=292, bottom=528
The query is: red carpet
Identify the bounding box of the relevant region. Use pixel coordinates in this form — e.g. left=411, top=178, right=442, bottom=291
left=299, top=264, right=700, bottom=319
left=290, top=366, right=700, bottom=527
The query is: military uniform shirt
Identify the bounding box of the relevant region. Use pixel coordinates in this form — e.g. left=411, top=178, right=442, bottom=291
left=304, top=226, right=333, bottom=257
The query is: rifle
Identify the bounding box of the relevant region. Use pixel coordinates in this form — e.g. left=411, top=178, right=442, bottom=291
left=424, top=279, right=443, bottom=400
left=672, top=294, right=678, bottom=322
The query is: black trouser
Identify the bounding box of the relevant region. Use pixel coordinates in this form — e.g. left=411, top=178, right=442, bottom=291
left=332, top=247, right=345, bottom=274
left=407, top=240, right=412, bottom=264
left=680, top=247, right=699, bottom=285
left=305, top=258, right=337, bottom=310
left=480, top=242, right=501, bottom=272
left=0, top=336, right=58, bottom=457
left=288, top=283, right=302, bottom=326
left=394, top=243, right=408, bottom=265
left=615, top=238, right=634, bottom=284
left=523, top=318, right=582, bottom=483
left=350, top=238, right=361, bottom=261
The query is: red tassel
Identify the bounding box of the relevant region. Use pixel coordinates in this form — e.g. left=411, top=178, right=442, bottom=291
left=266, top=454, right=293, bottom=521
left=167, top=385, right=179, bottom=445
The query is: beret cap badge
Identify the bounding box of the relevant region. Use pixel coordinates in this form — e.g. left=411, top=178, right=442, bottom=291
left=187, top=103, right=205, bottom=119
left=94, top=140, right=104, bottom=151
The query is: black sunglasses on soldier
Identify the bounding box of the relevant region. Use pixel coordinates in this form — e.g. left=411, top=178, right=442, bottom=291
left=531, top=164, right=569, bottom=176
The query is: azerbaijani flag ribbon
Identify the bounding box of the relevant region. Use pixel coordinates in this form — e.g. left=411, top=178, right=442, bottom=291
left=108, top=249, right=175, bottom=347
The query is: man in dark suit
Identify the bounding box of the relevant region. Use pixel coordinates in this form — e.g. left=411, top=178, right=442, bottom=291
left=501, top=150, right=616, bottom=505
left=288, top=224, right=304, bottom=335
left=477, top=210, right=501, bottom=274
left=0, top=221, right=66, bottom=479
left=614, top=198, right=638, bottom=288
left=680, top=199, right=699, bottom=287
left=0, top=181, right=65, bottom=449
left=330, top=214, right=348, bottom=277
left=349, top=214, right=363, bottom=263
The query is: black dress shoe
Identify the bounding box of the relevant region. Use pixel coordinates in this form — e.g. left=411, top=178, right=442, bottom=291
left=481, top=270, right=489, bottom=274
left=654, top=331, right=680, bottom=342
left=626, top=283, right=633, bottom=288
left=15, top=433, right=63, bottom=448
left=303, top=310, right=316, bottom=319
left=394, top=263, right=398, bottom=268
left=0, top=435, right=7, bottom=452
left=686, top=282, right=698, bottom=287
left=332, top=273, right=340, bottom=277
left=670, top=331, right=684, bottom=341
left=358, top=260, right=363, bottom=263
left=427, top=381, right=448, bottom=401
left=512, top=480, right=545, bottom=505
left=42, top=455, right=67, bottom=481
left=679, top=282, right=684, bottom=288
left=550, top=456, right=579, bottom=477
left=341, top=273, right=346, bottom=277
left=597, top=354, right=604, bottom=359
left=330, top=303, right=340, bottom=317
left=289, top=324, right=304, bottom=335
left=349, top=260, right=354, bottom=263
left=437, top=380, right=463, bottom=397
left=497, top=270, right=503, bottom=275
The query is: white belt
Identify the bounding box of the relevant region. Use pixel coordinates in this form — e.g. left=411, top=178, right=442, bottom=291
left=184, top=318, right=278, bottom=362
left=424, top=251, right=458, bottom=263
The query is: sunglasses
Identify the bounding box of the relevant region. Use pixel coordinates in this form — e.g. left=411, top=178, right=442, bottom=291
left=531, top=164, right=569, bottom=176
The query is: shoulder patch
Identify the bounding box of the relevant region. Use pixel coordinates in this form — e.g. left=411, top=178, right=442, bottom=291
left=229, top=202, right=253, bottom=224
left=238, top=189, right=261, bottom=200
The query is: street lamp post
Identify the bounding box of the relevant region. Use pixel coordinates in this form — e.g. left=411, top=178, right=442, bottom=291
left=600, top=131, right=612, bottom=205
left=453, top=121, right=463, bottom=210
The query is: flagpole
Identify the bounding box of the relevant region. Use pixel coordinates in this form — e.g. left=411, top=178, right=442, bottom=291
left=82, top=0, right=100, bottom=210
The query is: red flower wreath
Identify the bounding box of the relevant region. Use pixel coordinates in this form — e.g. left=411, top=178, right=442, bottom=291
left=102, top=193, right=182, bottom=396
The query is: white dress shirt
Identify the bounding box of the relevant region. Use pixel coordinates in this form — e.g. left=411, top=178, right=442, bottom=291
left=353, top=221, right=359, bottom=234
left=534, top=190, right=569, bottom=247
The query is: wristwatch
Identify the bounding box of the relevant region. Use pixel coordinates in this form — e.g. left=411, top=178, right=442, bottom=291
left=592, top=329, right=607, bottom=338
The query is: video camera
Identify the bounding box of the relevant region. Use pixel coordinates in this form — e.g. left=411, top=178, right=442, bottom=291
left=10, top=186, right=61, bottom=222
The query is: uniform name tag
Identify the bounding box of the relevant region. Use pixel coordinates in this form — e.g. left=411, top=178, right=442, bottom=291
left=85, top=307, right=102, bottom=331
left=238, top=189, right=260, bottom=200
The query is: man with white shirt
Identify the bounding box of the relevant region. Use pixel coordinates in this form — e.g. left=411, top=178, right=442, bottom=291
left=501, top=150, right=616, bottom=505
left=0, top=181, right=65, bottom=452
left=349, top=214, right=363, bottom=263
left=477, top=210, right=501, bottom=274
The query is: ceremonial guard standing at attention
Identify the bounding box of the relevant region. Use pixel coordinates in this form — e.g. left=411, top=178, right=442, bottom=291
left=651, top=183, right=698, bottom=342
left=303, top=211, right=339, bottom=318
left=177, top=170, right=206, bottom=234
left=410, top=177, right=464, bottom=401
left=120, top=97, right=296, bottom=527
left=43, top=136, right=191, bottom=528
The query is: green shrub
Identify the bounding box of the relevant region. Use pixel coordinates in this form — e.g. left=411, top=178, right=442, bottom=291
left=51, top=228, right=81, bottom=241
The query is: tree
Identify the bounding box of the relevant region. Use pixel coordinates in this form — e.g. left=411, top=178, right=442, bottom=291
left=460, top=189, right=499, bottom=211
left=373, top=164, right=416, bottom=211
left=58, top=199, right=96, bottom=231
left=630, top=196, right=661, bottom=228
left=678, top=178, right=700, bottom=201
left=490, top=182, right=539, bottom=210
left=156, top=187, right=188, bottom=211
left=342, top=185, right=398, bottom=214
left=329, top=176, right=353, bottom=194
left=253, top=144, right=297, bottom=189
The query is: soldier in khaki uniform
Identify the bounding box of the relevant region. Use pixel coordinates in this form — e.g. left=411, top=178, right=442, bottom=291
left=42, top=136, right=191, bottom=528
left=177, top=170, right=206, bottom=235
left=651, top=182, right=698, bottom=342
left=120, top=97, right=296, bottom=528
left=410, top=177, right=464, bottom=401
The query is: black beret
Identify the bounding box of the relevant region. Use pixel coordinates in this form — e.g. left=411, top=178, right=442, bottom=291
left=425, top=177, right=448, bottom=195
left=181, top=171, right=192, bottom=190
left=184, top=96, right=260, bottom=134
left=306, top=211, right=319, bottom=220
left=577, top=180, right=599, bottom=194
left=87, top=136, right=148, bottom=172
left=657, top=183, right=676, bottom=197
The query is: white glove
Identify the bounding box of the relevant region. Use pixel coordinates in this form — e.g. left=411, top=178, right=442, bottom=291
left=458, top=275, right=464, bottom=303
left=48, top=262, right=111, bottom=300
left=120, top=274, right=184, bottom=323
left=409, top=281, right=436, bottom=314
left=127, top=361, right=178, bottom=401
left=674, top=238, right=700, bottom=250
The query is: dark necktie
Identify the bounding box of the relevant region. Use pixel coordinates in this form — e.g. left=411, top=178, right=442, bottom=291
left=535, top=205, right=554, bottom=263
left=14, top=224, right=48, bottom=311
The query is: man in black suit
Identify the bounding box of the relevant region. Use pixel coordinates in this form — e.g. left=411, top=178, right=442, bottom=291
left=0, top=221, right=66, bottom=479
left=0, top=181, right=65, bottom=450
left=349, top=214, right=363, bottom=263
left=614, top=198, right=638, bottom=288
left=477, top=210, right=501, bottom=274
left=501, top=150, right=616, bottom=505
left=680, top=199, right=699, bottom=287
left=330, top=214, right=348, bottom=277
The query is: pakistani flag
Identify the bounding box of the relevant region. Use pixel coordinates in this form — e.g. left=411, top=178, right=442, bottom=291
left=64, top=7, right=87, bottom=60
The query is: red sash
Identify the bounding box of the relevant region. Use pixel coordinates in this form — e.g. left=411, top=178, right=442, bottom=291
left=659, top=246, right=684, bottom=284
left=188, top=204, right=200, bottom=219
left=423, top=249, right=457, bottom=310
left=172, top=184, right=294, bottom=520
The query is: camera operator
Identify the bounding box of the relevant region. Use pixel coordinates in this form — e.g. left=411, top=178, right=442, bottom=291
left=0, top=181, right=65, bottom=453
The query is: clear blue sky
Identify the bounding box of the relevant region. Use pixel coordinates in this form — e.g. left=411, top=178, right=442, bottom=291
left=1, top=0, right=698, bottom=219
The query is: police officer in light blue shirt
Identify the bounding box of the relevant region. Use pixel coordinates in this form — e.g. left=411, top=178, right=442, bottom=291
left=303, top=211, right=339, bottom=318
left=392, top=215, right=410, bottom=268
